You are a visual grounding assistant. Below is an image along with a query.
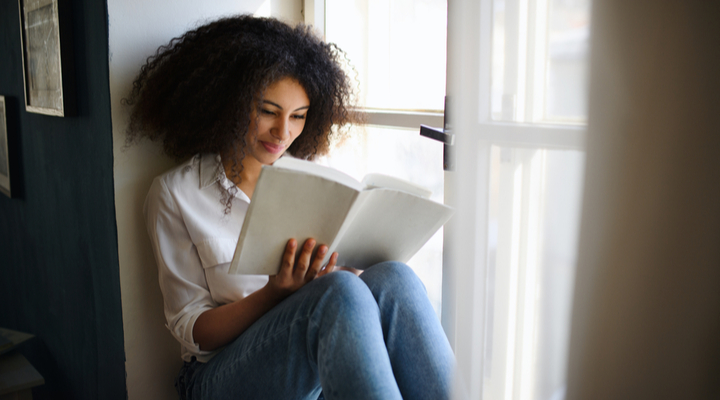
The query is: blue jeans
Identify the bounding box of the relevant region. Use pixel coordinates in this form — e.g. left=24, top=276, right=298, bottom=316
left=176, top=262, right=454, bottom=400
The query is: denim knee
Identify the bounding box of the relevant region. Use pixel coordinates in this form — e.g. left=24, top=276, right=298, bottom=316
left=360, top=261, right=426, bottom=294
left=315, top=270, right=378, bottom=311
left=366, top=261, right=416, bottom=281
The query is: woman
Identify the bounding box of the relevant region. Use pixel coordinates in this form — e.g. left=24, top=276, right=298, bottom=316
left=126, top=15, right=454, bottom=400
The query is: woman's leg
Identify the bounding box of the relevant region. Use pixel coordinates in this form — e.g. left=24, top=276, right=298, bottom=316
left=186, top=271, right=403, bottom=400
left=360, top=261, right=455, bottom=400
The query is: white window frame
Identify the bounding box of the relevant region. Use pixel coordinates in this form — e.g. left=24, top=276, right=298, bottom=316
left=448, top=0, right=589, bottom=398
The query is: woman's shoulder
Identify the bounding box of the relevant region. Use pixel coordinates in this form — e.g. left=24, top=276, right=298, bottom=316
left=147, top=154, right=220, bottom=206
left=154, top=154, right=220, bottom=191
left=145, top=154, right=223, bottom=214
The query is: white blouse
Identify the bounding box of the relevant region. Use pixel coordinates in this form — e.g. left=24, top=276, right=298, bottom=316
left=144, top=153, right=268, bottom=362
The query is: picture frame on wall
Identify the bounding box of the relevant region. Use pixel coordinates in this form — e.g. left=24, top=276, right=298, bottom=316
left=0, top=96, right=11, bottom=197
left=18, top=0, right=75, bottom=117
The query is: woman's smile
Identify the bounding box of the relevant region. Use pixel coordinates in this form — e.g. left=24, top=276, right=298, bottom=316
left=260, top=141, right=285, bottom=154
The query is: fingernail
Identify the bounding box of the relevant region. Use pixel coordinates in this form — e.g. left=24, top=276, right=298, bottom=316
left=319, top=246, right=327, bottom=254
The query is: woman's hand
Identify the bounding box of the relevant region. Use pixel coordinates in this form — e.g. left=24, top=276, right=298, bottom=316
left=266, top=238, right=338, bottom=298
left=194, top=238, right=337, bottom=351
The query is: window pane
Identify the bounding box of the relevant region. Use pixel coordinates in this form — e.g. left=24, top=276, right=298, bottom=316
left=546, top=0, right=591, bottom=121
left=483, top=145, right=584, bottom=400
left=322, top=126, right=445, bottom=316
left=490, top=0, right=591, bottom=123
left=325, top=0, right=448, bottom=112
left=490, top=0, right=508, bottom=120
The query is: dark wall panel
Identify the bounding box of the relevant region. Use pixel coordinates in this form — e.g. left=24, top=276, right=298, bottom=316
left=0, top=0, right=126, bottom=399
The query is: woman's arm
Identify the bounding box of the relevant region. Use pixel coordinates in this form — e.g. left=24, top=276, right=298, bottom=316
left=193, top=238, right=338, bottom=351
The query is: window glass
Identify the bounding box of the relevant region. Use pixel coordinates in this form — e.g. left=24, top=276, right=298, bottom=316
left=475, top=3, right=591, bottom=396
left=326, top=0, right=448, bottom=112
left=483, top=145, right=585, bottom=400
left=490, top=0, right=591, bottom=123
left=546, top=0, right=591, bottom=121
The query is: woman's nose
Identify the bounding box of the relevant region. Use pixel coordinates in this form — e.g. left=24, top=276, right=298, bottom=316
left=271, top=117, right=290, bottom=140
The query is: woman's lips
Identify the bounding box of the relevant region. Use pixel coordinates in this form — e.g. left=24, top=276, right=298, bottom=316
left=261, top=141, right=285, bottom=154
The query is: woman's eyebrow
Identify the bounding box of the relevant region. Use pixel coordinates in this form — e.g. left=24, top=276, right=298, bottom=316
left=262, top=100, right=310, bottom=112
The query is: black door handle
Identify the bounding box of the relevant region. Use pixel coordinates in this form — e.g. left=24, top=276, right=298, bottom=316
left=419, top=124, right=454, bottom=171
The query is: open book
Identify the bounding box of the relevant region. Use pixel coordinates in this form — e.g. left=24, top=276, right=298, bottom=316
left=228, top=158, right=453, bottom=275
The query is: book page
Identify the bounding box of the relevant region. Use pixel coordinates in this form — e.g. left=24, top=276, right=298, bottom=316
left=230, top=168, right=360, bottom=275
left=333, top=189, right=453, bottom=269
left=361, top=173, right=432, bottom=198
left=273, top=157, right=364, bottom=191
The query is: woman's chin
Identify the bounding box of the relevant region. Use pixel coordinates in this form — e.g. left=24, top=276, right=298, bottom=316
left=259, top=152, right=285, bottom=165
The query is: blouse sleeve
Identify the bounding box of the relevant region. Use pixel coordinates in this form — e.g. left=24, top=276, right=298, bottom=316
left=144, top=176, right=217, bottom=356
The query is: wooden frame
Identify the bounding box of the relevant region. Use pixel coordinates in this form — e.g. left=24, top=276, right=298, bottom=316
left=18, top=0, right=74, bottom=117
left=0, top=96, right=11, bottom=197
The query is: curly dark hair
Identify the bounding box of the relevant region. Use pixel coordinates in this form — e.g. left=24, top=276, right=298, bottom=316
left=123, top=14, right=361, bottom=179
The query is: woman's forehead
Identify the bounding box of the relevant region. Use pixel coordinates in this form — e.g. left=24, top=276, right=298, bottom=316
left=261, top=77, right=310, bottom=109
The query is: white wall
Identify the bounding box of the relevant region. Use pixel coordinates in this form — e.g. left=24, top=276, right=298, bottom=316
left=108, top=1, right=302, bottom=399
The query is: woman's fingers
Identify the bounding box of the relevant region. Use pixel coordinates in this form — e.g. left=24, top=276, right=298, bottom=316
left=317, top=252, right=338, bottom=277
left=293, top=238, right=315, bottom=278
left=268, top=239, right=299, bottom=295
left=306, top=245, right=329, bottom=281
left=272, top=239, right=337, bottom=295
left=279, top=239, right=297, bottom=277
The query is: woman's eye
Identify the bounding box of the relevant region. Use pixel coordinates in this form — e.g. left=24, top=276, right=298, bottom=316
left=292, top=114, right=306, bottom=120
left=261, top=109, right=275, bottom=116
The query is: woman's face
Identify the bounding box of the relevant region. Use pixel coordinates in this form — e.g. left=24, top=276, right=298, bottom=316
left=245, top=77, right=310, bottom=166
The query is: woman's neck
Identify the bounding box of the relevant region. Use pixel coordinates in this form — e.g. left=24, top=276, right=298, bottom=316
left=222, top=154, right=263, bottom=199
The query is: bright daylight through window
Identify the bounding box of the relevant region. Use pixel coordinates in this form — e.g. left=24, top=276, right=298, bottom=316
left=323, top=0, right=448, bottom=316
left=481, top=0, right=590, bottom=399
